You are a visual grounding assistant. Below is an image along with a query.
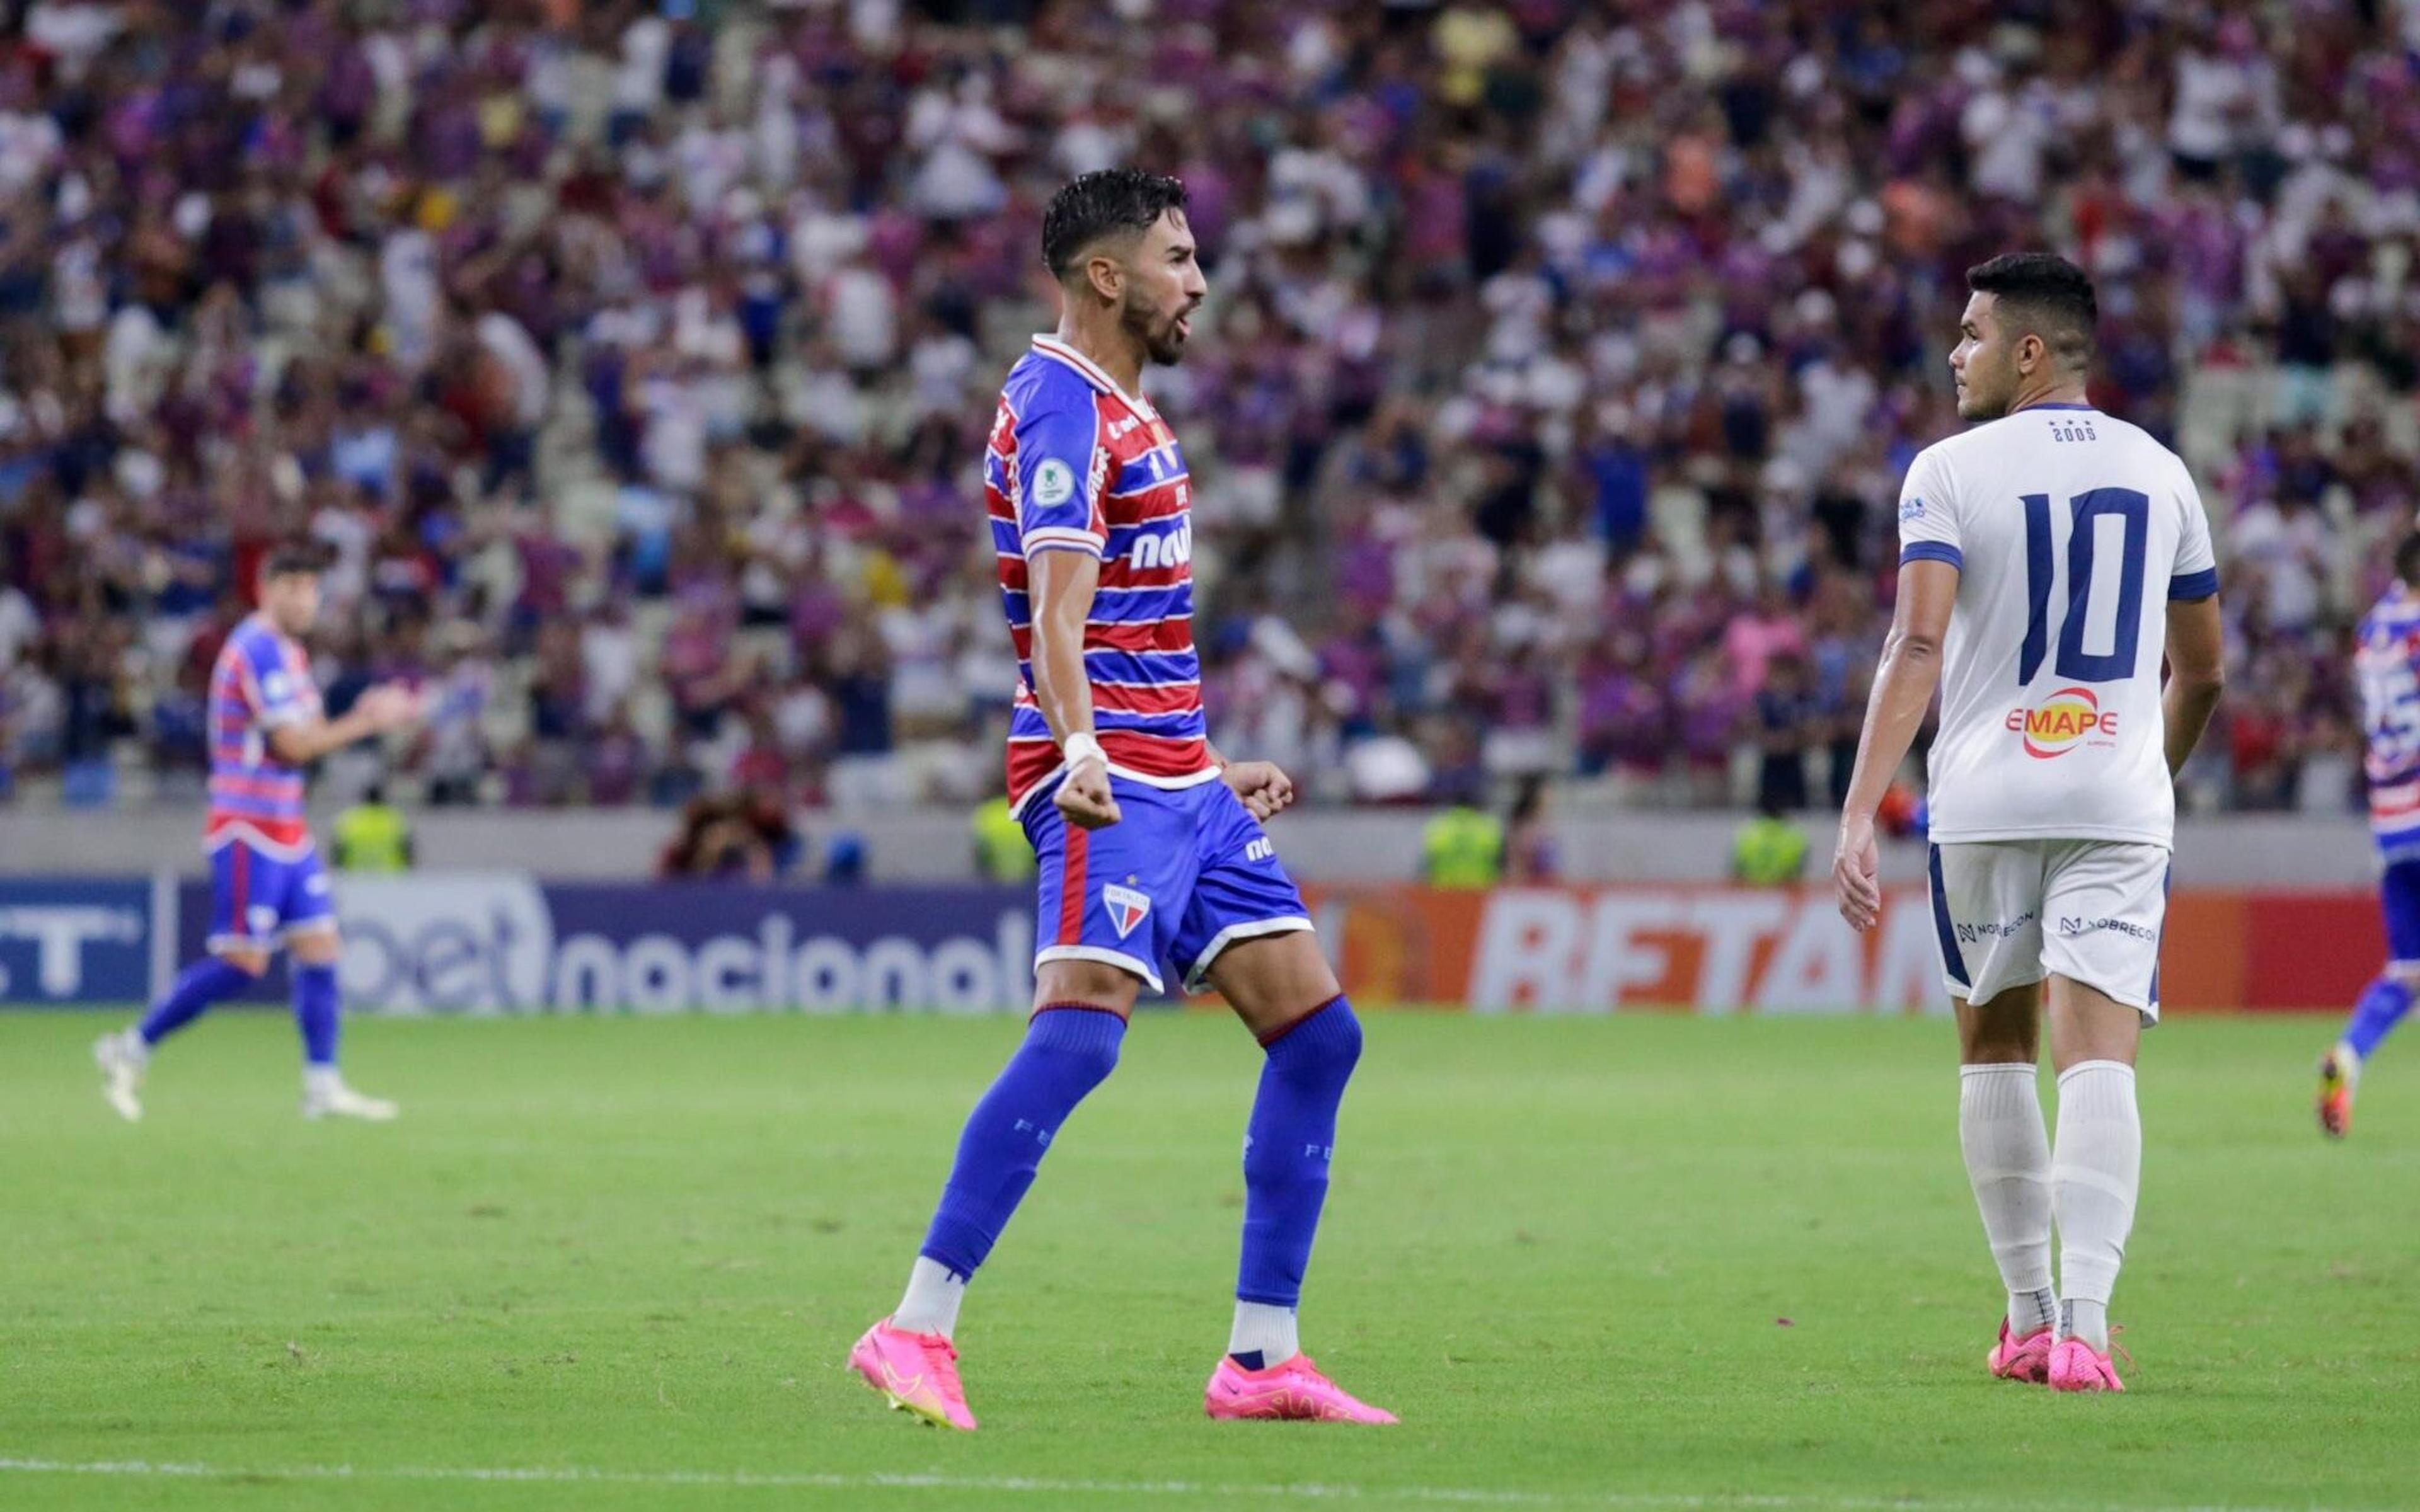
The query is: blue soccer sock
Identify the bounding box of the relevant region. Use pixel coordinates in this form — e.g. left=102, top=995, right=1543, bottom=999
left=1231, top=996, right=1361, bottom=1366
left=293, top=961, right=341, bottom=1068
left=2344, top=973, right=2413, bottom=1061
left=135, top=956, right=254, bottom=1048
left=914, top=1005, right=1127, bottom=1283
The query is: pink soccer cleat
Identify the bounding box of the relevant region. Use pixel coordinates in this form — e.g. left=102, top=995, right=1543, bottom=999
left=1987, top=1319, right=2053, bottom=1383
left=2318, top=1047, right=2356, bottom=1140
left=848, top=1318, right=976, bottom=1429
left=2046, top=1336, right=2125, bottom=1393
left=1204, top=1353, right=1397, bottom=1424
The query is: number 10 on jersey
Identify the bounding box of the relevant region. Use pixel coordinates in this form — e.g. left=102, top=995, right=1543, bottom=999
left=2019, top=488, right=2149, bottom=685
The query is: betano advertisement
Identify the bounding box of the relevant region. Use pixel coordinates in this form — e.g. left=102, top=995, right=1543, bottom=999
left=1305, top=886, right=2375, bottom=1014
left=0, top=873, right=2378, bottom=1013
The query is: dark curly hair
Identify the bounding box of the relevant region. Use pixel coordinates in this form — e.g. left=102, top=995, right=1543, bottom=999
left=1041, top=168, right=1189, bottom=280
left=1966, top=251, right=2097, bottom=368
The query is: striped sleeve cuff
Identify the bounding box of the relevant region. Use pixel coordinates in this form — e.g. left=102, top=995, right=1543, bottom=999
left=1898, top=542, right=1964, bottom=571
left=2168, top=567, right=2220, bottom=601
left=1020, top=528, right=1106, bottom=558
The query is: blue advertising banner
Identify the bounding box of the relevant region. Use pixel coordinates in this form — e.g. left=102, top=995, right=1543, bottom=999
left=171, top=874, right=1040, bottom=1015
left=0, top=878, right=159, bottom=1005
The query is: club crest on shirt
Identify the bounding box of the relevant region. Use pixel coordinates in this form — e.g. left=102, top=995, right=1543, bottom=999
left=1031, top=458, right=1076, bottom=508
left=1102, top=884, right=1150, bottom=939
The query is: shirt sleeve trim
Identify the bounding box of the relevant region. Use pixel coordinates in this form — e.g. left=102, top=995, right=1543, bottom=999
left=1898, top=542, right=1964, bottom=571
left=1022, top=529, right=1107, bottom=559
left=2167, top=567, right=2220, bottom=601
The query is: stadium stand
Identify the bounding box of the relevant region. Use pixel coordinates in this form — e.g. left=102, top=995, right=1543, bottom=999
left=0, top=1, right=2409, bottom=818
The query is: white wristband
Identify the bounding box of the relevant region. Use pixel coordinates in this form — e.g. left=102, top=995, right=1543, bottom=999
left=1062, top=731, right=1106, bottom=770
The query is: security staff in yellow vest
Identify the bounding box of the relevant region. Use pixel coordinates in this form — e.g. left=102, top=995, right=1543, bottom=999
left=971, top=794, right=1037, bottom=882
left=331, top=784, right=415, bottom=873
left=1421, top=801, right=1504, bottom=889
left=1731, top=799, right=1809, bottom=886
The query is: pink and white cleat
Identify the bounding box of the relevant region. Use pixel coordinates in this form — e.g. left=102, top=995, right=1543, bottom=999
left=1204, top=1353, right=1397, bottom=1424
left=2046, top=1336, right=2125, bottom=1393
left=1987, top=1319, right=2053, bottom=1383
left=848, top=1318, right=977, bottom=1430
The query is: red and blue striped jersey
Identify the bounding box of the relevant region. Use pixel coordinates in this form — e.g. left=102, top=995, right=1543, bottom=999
left=986, top=335, right=1218, bottom=814
left=205, top=613, right=321, bottom=854
left=2358, top=590, right=2420, bottom=859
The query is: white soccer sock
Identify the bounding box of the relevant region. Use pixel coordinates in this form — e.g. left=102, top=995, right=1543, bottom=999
left=2051, top=1060, right=2140, bottom=1351
left=893, top=1256, right=966, bottom=1339
left=1228, top=1302, right=1298, bottom=1365
left=303, top=1064, right=343, bottom=1096
left=1959, top=1063, right=2056, bottom=1336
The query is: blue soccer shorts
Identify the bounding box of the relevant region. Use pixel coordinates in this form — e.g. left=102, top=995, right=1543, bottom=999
left=1024, top=774, right=1313, bottom=995
left=2381, top=857, right=2420, bottom=965
left=207, top=836, right=336, bottom=953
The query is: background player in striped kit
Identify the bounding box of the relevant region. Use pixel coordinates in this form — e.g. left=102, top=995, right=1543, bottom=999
left=848, top=169, right=1392, bottom=1429
left=2318, top=532, right=2420, bottom=1137
left=94, top=543, right=424, bottom=1122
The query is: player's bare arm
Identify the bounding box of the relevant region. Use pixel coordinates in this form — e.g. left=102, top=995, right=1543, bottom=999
left=265, top=683, right=426, bottom=766
left=2162, top=592, right=2225, bottom=777
left=1027, top=546, right=1120, bottom=829
left=1833, top=556, right=1959, bottom=931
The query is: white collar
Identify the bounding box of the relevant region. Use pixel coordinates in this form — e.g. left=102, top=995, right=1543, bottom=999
left=1030, top=335, right=1151, bottom=413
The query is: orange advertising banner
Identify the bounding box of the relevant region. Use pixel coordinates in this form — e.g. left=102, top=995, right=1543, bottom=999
left=1298, top=886, right=2375, bottom=1014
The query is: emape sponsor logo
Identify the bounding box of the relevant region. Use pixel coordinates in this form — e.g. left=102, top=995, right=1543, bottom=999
left=2007, top=685, right=2117, bottom=759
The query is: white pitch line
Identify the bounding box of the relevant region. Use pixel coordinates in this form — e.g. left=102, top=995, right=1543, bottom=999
left=0, top=1457, right=2373, bottom=1512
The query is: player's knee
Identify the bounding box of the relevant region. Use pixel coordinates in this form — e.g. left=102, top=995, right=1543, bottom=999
left=1267, top=998, right=1360, bottom=1077
left=1321, top=1002, right=1363, bottom=1074
left=290, top=931, right=342, bottom=968
left=216, top=948, right=270, bottom=979
left=1027, top=1006, right=1124, bottom=1085
left=2390, top=961, right=2420, bottom=989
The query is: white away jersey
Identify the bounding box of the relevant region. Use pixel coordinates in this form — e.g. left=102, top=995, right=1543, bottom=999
left=1896, top=404, right=2218, bottom=847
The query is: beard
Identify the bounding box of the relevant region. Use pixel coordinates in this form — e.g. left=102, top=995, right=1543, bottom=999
left=1124, top=296, right=1190, bottom=366
left=1955, top=377, right=2008, bottom=421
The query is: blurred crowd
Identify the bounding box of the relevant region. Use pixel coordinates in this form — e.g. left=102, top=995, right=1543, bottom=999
left=2, top=0, right=2417, bottom=820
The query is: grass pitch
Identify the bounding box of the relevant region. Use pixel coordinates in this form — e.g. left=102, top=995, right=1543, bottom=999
left=1, top=1009, right=2414, bottom=1511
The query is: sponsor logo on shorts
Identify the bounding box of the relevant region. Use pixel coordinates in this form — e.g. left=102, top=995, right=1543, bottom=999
left=1956, top=912, right=2034, bottom=945
left=2056, top=915, right=2157, bottom=942
left=1102, top=883, right=1150, bottom=940
left=2006, top=686, right=2118, bottom=759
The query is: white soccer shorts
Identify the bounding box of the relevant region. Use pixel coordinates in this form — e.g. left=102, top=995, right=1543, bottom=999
left=1925, top=839, right=2170, bottom=1021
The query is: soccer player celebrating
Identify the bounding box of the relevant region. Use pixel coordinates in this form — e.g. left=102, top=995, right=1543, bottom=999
left=1833, top=254, right=2226, bottom=1393
left=848, top=169, right=1392, bottom=1429
left=94, top=542, right=424, bottom=1122
left=2318, top=532, right=2420, bottom=1137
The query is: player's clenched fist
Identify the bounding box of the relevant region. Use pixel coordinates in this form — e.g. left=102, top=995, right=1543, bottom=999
left=1055, top=756, right=1122, bottom=829
left=1220, top=760, right=1294, bottom=823
left=354, top=683, right=427, bottom=731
